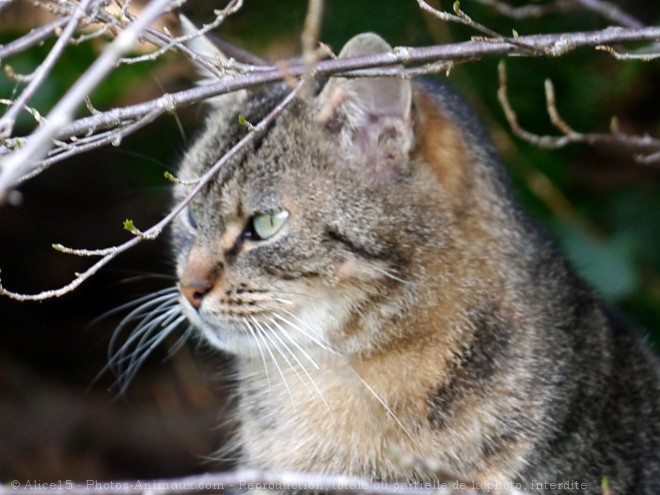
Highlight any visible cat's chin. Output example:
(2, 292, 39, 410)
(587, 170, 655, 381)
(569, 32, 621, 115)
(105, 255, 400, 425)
(178, 303, 252, 356)
(196, 322, 258, 356)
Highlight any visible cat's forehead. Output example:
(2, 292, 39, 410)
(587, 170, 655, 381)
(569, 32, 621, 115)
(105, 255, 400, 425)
(183, 92, 325, 215)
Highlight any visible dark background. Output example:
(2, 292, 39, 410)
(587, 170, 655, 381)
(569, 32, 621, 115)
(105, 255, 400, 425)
(1, 0, 659, 481)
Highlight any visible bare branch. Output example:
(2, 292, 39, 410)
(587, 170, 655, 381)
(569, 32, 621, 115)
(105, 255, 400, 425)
(0, 9, 658, 299)
(637, 150, 660, 165)
(117, 0, 244, 67)
(45, 25, 660, 143)
(0, 15, 71, 60)
(473, 0, 644, 28)
(0, 83, 302, 301)
(497, 61, 660, 164)
(0, 23, 656, 199)
(417, 0, 534, 51)
(0, 469, 527, 495)
(0, 0, 98, 138)
(596, 44, 660, 60)
(472, 0, 577, 20)
(0, 0, 177, 202)
(301, 0, 325, 97)
(570, 0, 644, 29)
(16, 106, 166, 184)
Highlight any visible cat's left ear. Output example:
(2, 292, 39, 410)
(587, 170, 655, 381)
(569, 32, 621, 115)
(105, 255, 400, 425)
(179, 15, 265, 107)
(316, 33, 413, 183)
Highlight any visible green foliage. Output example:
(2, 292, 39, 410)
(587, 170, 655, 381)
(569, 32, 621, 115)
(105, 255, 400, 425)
(553, 221, 638, 300)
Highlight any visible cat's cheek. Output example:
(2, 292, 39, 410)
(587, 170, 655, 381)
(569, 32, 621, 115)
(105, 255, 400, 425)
(334, 259, 361, 283)
(332, 258, 389, 285)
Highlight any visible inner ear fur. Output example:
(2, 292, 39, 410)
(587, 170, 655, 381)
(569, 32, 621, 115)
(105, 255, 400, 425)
(314, 33, 415, 184)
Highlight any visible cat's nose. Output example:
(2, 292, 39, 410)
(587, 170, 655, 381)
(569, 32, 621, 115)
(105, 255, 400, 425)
(180, 243, 221, 309)
(180, 278, 213, 309)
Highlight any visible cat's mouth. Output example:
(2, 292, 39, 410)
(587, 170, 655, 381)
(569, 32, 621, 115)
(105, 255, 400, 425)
(178, 288, 336, 357)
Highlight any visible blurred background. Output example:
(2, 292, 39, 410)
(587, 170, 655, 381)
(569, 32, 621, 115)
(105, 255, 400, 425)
(0, 0, 659, 482)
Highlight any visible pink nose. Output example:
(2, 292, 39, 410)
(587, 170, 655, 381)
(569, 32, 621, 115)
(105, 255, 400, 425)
(180, 279, 213, 309)
(179, 246, 220, 309)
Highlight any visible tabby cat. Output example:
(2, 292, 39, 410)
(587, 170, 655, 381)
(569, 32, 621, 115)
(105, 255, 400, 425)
(168, 32, 660, 494)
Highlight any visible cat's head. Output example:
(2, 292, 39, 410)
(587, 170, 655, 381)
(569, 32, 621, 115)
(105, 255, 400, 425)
(172, 33, 496, 359)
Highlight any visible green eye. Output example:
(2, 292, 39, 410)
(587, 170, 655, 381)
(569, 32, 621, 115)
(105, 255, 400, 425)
(250, 209, 290, 240)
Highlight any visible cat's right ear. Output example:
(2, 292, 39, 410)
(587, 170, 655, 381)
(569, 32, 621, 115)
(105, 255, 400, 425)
(314, 33, 413, 184)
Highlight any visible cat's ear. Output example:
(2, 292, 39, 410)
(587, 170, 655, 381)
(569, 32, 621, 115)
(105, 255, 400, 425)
(316, 33, 413, 183)
(179, 14, 263, 107)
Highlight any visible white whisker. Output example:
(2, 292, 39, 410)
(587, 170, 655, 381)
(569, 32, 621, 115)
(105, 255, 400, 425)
(371, 265, 414, 285)
(269, 316, 320, 370)
(242, 317, 271, 390)
(354, 373, 413, 440)
(274, 290, 339, 315)
(100, 286, 189, 393)
(95, 287, 179, 324)
(250, 316, 296, 407)
(275, 310, 338, 354)
(270, 315, 333, 415)
(118, 312, 184, 392)
(258, 319, 306, 409)
(110, 304, 180, 366)
(166, 323, 194, 357)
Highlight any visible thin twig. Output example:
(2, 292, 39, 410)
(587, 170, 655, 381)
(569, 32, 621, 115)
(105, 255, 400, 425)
(46, 25, 660, 145)
(596, 44, 660, 60)
(0, 16, 71, 60)
(0, 0, 176, 202)
(472, 0, 576, 19)
(16, 106, 167, 184)
(570, 0, 643, 29)
(473, 0, 643, 28)
(638, 150, 660, 165)
(301, 0, 324, 97)
(0, 83, 302, 301)
(0, 0, 97, 138)
(417, 0, 535, 53)
(0, 468, 527, 495)
(497, 61, 660, 163)
(118, 0, 244, 66)
(2, 24, 657, 192)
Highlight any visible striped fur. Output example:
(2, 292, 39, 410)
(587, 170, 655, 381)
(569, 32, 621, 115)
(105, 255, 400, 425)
(171, 33, 660, 494)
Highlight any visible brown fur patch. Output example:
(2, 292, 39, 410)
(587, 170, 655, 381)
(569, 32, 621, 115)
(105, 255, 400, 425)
(412, 87, 471, 200)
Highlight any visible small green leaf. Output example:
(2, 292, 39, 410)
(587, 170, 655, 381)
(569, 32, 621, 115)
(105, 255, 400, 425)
(52, 243, 64, 251)
(453, 0, 461, 12)
(601, 476, 610, 495)
(123, 219, 140, 235)
(238, 115, 255, 131)
(164, 171, 177, 183)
